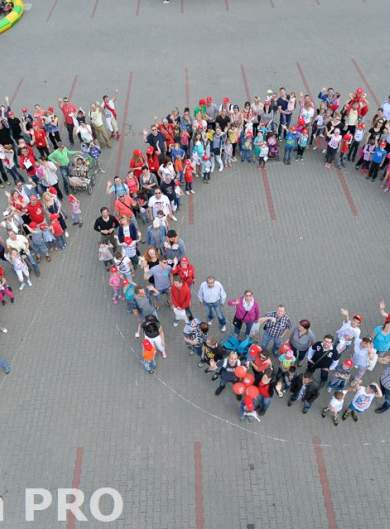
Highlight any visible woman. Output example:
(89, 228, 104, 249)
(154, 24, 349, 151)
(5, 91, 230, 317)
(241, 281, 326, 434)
(139, 167, 158, 198)
(126, 170, 139, 195)
(41, 190, 68, 235)
(117, 216, 138, 244)
(325, 128, 342, 168)
(242, 101, 254, 130)
(254, 369, 282, 415)
(228, 290, 261, 337)
(289, 319, 315, 366)
(373, 317, 390, 356)
(129, 149, 146, 179)
(230, 105, 243, 131)
(36, 156, 63, 199)
(141, 246, 161, 285)
(146, 146, 160, 175)
(367, 119, 385, 143)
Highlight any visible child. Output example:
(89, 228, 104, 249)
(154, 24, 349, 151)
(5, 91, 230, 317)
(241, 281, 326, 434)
(267, 132, 279, 159)
(26, 222, 51, 262)
(348, 122, 365, 162)
(142, 339, 157, 374)
(50, 213, 66, 250)
(184, 318, 209, 356)
(327, 358, 353, 392)
(224, 140, 233, 168)
(201, 154, 212, 183)
(227, 125, 239, 161)
(40, 222, 56, 251)
(239, 395, 261, 423)
(123, 279, 136, 313)
(355, 138, 375, 172)
(89, 138, 105, 173)
(342, 382, 382, 422)
(311, 109, 326, 150)
(0, 266, 14, 305)
(67, 194, 83, 227)
(241, 131, 253, 163)
(321, 390, 347, 426)
(108, 265, 122, 304)
(121, 236, 138, 269)
(338, 131, 353, 167)
(277, 346, 296, 394)
(174, 154, 184, 184)
(382, 156, 390, 192)
(258, 141, 269, 167)
(114, 249, 134, 282)
(9, 249, 32, 290)
(283, 125, 297, 164)
(199, 336, 225, 372)
(98, 241, 114, 270)
(180, 129, 190, 157)
(296, 129, 309, 160)
(184, 159, 195, 195)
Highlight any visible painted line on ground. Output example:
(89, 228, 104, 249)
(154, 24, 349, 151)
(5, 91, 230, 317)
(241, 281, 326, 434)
(46, 0, 58, 21)
(269, 0, 275, 7)
(10, 78, 24, 105)
(260, 167, 277, 221)
(296, 62, 314, 100)
(67, 447, 84, 529)
(335, 168, 358, 217)
(313, 437, 338, 529)
(91, 0, 99, 18)
(224, 0, 229, 11)
(180, 0, 184, 14)
(194, 442, 205, 529)
(135, 0, 141, 16)
(351, 58, 380, 107)
(240, 64, 251, 100)
(68, 75, 78, 100)
(115, 72, 134, 176)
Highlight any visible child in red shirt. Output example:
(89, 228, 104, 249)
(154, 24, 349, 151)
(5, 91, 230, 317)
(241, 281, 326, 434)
(184, 159, 195, 195)
(339, 132, 353, 167)
(50, 213, 66, 250)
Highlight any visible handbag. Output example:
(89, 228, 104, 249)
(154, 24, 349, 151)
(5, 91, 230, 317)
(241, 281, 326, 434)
(173, 307, 187, 322)
(233, 310, 249, 330)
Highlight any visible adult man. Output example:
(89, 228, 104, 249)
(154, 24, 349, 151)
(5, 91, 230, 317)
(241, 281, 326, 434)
(89, 103, 111, 148)
(171, 276, 192, 327)
(277, 87, 291, 138)
(141, 314, 166, 358)
(48, 142, 78, 195)
(375, 355, 390, 413)
(287, 371, 319, 413)
(261, 305, 292, 355)
(162, 229, 185, 266)
(205, 96, 219, 129)
(6, 230, 40, 276)
(144, 125, 166, 161)
(307, 335, 340, 386)
(133, 285, 157, 339)
(148, 188, 177, 222)
(198, 276, 227, 332)
(93, 207, 119, 249)
(102, 92, 119, 140)
(146, 257, 172, 308)
(58, 96, 78, 145)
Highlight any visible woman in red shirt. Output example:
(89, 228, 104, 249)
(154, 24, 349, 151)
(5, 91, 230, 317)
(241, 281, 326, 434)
(146, 146, 160, 175)
(18, 147, 38, 184)
(129, 149, 146, 179)
(126, 171, 140, 195)
(256, 369, 281, 415)
(172, 256, 195, 288)
(31, 122, 50, 158)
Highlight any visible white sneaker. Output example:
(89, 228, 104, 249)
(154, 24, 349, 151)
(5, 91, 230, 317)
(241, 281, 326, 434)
(185, 191, 190, 195)
(218, 167, 224, 172)
(19, 283, 25, 291)
(173, 321, 179, 327)
(190, 190, 196, 194)
(171, 215, 178, 222)
(208, 321, 213, 326)
(27, 279, 32, 287)
(1, 327, 8, 334)
(221, 325, 226, 332)
(65, 231, 69, 238)
(100, 169, 106, 173)
(245, 411, 261, 423)
(135, 331, 140, 339)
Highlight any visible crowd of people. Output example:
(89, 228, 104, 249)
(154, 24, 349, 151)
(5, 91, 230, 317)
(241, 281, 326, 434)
(91, 86, 390, 427)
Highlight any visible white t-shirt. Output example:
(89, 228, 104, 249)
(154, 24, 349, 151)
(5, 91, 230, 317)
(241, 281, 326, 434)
(148, 194, 171, 217)
(328, 134, 342, 149)
(351, 387, 375, 412)
(329, 396, 344, 413)
(336, 321, 361, 343)
(300, 107, 314, 124)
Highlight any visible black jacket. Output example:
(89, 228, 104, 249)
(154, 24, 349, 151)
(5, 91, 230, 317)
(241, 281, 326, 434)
(290, 373, 319, 403)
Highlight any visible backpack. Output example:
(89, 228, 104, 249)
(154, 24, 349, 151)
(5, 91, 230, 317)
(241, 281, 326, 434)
(125, 284, 135, 302)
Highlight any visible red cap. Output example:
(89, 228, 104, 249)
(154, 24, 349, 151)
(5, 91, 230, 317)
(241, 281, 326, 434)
(124, 236, 133, 245)
(0, 267, 4, 277)
(181, 256, 189, 264)
(8, 111, 14, 117)
(202, 154, 209, 160)
(47, 106, 54, 113)
(199, 98, 206, 106)
(67, 194, 76, 203)
(143, 339, 154, 350)
(385, 315, 390, 325)
(380, 141, 386, 148)
(49, 213, 58, 220)
(133, 149, 142, 157)
(21, 107, 28, 112)
(223, 97, 230, 104)
(122, 278, 129, 286)
(343, 358, 353, 369)
(146, 146, 154, 155)
(356, 87, 364, 95)
(48, 186, 57, 195)
(206, 96, 213, 105)
(357, 122, 366, 129)
(110, 266, 118, 273)
(298, 117, 305, 126)
(29, 221, 37, 229)
(352, 314, 363, 323)
(302, 128, 308, 134)
(279, 343, 292, 354)
(30, 194, 38, 201)
(248, 344, 262, 358)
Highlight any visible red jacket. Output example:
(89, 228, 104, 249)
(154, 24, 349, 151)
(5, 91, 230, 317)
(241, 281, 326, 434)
(171, 282, 191, 309)
(173, 263, 195, 286)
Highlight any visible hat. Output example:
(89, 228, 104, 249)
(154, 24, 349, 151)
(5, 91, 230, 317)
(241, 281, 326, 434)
(279, 343, 292, 354)
(202, 154, 209, 160)
(122, 278, 129, 286)
(21, 107, 28, 113)
(185, 159, 192, 166)
(0, 267, 4, 277)
(302, 128, 308, 134)
(133, 149, 142, 157)
(29, 221, 37, 229)
(343, 358, 353, 369)
(146, 146, 154, 155)
(352, 314, 363, 323)
(8, 111, 14, 117)
(357, 122, 366, 129)
(248, 344, 262, 358)
(380, 141, 386, 147)
(30, 194, 38, 201)
(298, 117, 305, 126)
(266, 89, 273, 95)
(67, 194, 77, 203)
(124, 236, 133, 245)
(284, 351, 295, 360)
(385, 315, 390, 325)
(223, 97, 230, 104)
(199, 98, 206, 106)
(181, 256, 189, 264)
(47, 106, 54, 113)
(50, 213, 58, 220)
(206, 96, 213, 104)
(356, 87, 364, 96)
(48, 186, 58, 195)
(110, 266, 118, 273)
(143, 339, 154, 351)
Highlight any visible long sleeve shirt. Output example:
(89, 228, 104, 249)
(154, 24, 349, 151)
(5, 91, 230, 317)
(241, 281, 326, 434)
(198, 281, 227, 305)
(48, 148, 78, 167)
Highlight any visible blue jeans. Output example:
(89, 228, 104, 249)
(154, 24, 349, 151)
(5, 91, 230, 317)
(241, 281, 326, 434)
(0, 356, 11, 374)
(203, 302, 226, 328)
(55, 235, 66, 249)
(379, 382, 390, 411)
(261, 332, 281, 355)
(7, 166, 25, 184)
(25, 253, 40, 275)
(241, 149, 253, 162)
(256, 394, 272, 413)
(289, 394, 312, 412)
(59, 165, 70, 194)
(144, 359, 157, 373)
(283, 146, 293, 163)
(32, 240, 49, 257)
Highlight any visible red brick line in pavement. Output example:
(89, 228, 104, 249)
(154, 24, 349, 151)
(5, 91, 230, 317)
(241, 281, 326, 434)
(269, 0, 275, 7)
(115, 72, 134, 176)
(46, 0, 59, 22)
(68, 75, 78, 100)
(240, 64, 251, 100)
(135, 0, 141, 16)
(260, 167, 277, 221)
(180, 0, 184, 14)
(10, 78, 24, 105)
(194, 442, 205, 529)
(91, 0, 99, 18)
(297, 62, 358, 217)
(351, 58, 380, 107)
(66, 447, 84, 529)
(313, 438, 339, 529)
(224, 0, 229, 11)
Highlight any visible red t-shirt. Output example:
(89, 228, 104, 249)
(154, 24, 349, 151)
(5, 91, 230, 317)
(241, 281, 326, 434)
(129, 157, 145, 179)
(340, 133, 352, 154)
(51, 219, 64, 237)
(172, 263, 195, 286)
(147, 154, 160, 174)
(61, 102, 77, 125)
(27, 202, 45, 223)
(33, 128, 47, 148)
(253, 355, 272, 372)
(258, 381, 271, 398)
(184, 167, 193, 183)
(171, 282, 191, 309)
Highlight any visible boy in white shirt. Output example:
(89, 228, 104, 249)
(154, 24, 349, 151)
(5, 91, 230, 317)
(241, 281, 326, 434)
(348, 123, 365, 162)
(321, 390, 347, 426)
(335, 308, 362, 353)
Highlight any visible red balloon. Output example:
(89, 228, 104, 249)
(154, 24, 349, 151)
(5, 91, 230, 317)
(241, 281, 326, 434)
(245, 385, 260, 399)
(232, 382, 245, 395)
(234, 366, 247, 379)
(243, 396, 255, 411)
(243, 373, 255, 386)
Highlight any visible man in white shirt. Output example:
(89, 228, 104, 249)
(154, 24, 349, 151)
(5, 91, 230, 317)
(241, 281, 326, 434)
(102, 92, 119, 139)
(90, 103, 111, 148)
(148, 189, 177, 222)
(198, 276, 227, 331)
(335, 308, 362, 353)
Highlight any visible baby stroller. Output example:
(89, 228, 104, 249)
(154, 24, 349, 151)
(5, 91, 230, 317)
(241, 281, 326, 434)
(69, 154, 93, 195)
(220, 334, 254, 363)
(267, 133, 280, 160)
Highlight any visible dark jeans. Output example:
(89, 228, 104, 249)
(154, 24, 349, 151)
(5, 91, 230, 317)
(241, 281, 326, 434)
(307, 364, 329, 384)
(325, 146, 337, 164)
(66, 123, 75, 145)
(348, 140, 360, 161)
(379, 382, 390, 411)
(289, 394, 312, 412)
(49, 131, 62, 149)
(59, 165, 70, 194)
(283, 146, 293, 163)
(290, 345, 308, 364)
(7, 166, 25, 183)
(368, 161, 380, 180)
(0, 160, 9, 184)
(37, 146, 50, 158)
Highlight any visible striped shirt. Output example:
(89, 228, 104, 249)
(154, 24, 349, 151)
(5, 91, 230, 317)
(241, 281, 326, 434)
(264, 311, 292, 338)
(380, 366, 390, 390)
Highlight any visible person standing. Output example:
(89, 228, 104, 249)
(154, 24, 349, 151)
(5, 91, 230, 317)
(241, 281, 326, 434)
(58, 96, 78, 145)
(102, 92, 120, 140)
(228, 290, 261, 337)
(89, 103, 112, 148)
(141, 314, 166, 358)
(289, 319, 315, 366)
(287, 371, 319, 414)
(197, 276, 227, 332)
(261, 305, 292, 355)
(373, 315, 390, 356)
(93, 207, 119, 249)
(374, 354, 390, 414)
(306, 335, 340, 386)
(48, 142, 78, 195)
(171, 276, 192, 327)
